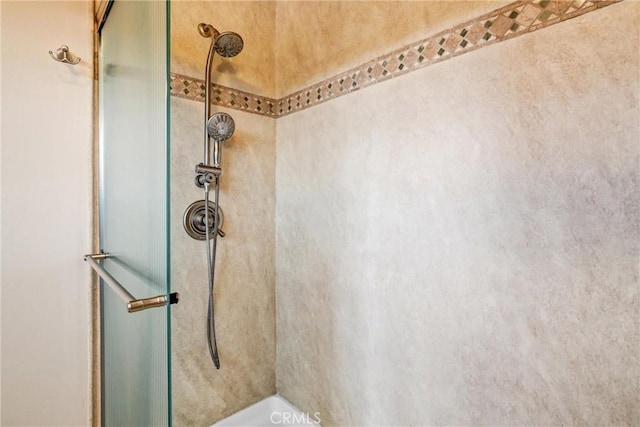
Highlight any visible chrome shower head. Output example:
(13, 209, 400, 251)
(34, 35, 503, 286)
(207, 112, 235, 142)
(214, 32, 243, 58)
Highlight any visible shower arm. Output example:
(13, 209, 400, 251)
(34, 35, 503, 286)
(203, 26, 222, 168)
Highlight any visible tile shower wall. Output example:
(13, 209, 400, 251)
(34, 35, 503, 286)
(274, 0, 622, 117)
(170, 99, 276, 426)
(170, 3, 276, 425)
(171, 1, 622, 118)
(276, 2, 639, 425)
(169, 1, 638, 425)
(171, 1, 276, 97)
(274, 0, 509, 97)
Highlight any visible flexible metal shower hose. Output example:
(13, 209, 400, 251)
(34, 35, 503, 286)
(204, 181, 221, 369)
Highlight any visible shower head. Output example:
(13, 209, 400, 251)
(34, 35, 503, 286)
(197, 24, 244, 58)
(214, 32, 243, 57)
(207, 112, 235, 142)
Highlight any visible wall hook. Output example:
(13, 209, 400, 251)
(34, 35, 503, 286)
(49, 45, 81, 65)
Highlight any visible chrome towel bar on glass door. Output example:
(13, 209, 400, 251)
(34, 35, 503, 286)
(84, 253, 179, 313)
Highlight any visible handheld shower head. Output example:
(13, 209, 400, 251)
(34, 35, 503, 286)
(214, 32, 243, 57)
(207, 112, 235, 142)
(193, 22, 243, 370)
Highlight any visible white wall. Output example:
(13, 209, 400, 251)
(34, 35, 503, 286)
(1, 2, 93, 425)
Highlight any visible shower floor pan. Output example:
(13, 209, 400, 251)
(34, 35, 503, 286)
(211, 395, 320, 427)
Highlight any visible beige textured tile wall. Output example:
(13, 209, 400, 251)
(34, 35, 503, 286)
(172, 1, 276, 97)
(170, 97, 276, 425)
(275, 0, 509, 97)
(172, 1, 511, 100)
(276, 2, 639, 425)
(171, 3, 277, 425)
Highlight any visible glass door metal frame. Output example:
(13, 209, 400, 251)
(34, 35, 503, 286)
(96, 1, 172, 424)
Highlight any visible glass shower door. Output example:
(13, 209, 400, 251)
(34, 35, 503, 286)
(99, 1, 171, 425)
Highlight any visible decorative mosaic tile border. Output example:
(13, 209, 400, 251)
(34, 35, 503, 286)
(170, 0, 622, 118)
(170, 73, 278, 117)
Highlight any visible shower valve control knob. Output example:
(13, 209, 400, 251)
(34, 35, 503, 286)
(183, 200, 225, 240)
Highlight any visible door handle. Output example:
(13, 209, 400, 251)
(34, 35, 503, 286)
(84, 253, 179, 313)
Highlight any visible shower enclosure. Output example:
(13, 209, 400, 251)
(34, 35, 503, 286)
(92, 1, 276, 425)
(94, 1, 172, 425)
